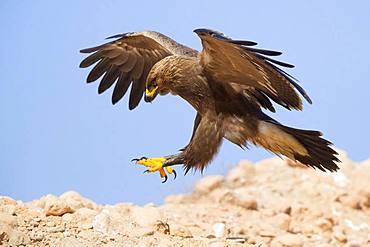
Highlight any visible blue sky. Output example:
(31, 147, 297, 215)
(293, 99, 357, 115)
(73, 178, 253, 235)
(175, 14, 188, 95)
(1, 1, 369, 205)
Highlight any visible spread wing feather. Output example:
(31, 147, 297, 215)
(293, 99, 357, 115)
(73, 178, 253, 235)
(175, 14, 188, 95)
(197, 33, 311, 111)
(80, 34, 172, 110)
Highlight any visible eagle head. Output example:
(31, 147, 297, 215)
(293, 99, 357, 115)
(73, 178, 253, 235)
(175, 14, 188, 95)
(145, 56, 183, 102)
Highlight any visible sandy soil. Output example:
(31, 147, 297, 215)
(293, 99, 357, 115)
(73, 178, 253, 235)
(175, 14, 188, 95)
(0, 149, 369, 247)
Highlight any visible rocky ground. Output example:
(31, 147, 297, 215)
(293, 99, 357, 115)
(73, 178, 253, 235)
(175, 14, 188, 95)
(1, 150, 369, 247)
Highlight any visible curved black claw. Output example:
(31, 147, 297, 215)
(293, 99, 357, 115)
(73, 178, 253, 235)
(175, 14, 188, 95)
(131, 156, 148, 162)
(143, 169, 149, 174)
(162, 175, 168, 183)
(172, 170, 177, 180)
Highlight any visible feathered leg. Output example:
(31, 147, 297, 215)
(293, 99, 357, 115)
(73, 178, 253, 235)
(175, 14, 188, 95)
(133, 113, 224, 182)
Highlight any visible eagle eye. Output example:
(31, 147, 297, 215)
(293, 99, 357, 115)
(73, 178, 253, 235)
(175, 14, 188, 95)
(147, 78, 157, 90)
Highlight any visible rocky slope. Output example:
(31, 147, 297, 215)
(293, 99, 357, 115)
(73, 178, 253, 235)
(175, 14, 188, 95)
(0, 150, 369, 247)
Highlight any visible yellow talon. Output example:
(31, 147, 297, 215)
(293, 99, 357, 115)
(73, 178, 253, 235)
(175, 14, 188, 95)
(133, 156, 177, 183)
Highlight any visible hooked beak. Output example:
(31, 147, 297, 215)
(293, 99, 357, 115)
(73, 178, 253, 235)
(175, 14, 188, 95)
(144, 86, 158, 102)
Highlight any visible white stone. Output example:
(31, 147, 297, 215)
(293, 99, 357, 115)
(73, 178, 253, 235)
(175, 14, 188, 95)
(212, 223, 225, 238)
(92, 209, 111, 234)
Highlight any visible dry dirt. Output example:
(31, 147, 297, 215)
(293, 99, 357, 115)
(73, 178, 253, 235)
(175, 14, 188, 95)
(1, 150, 369, 247)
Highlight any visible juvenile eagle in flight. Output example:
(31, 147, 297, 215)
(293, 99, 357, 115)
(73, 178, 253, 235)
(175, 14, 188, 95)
(80, 29, 340, 182)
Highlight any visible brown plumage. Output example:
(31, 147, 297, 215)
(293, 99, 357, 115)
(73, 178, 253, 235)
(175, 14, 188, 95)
(80, 29, 340, 175)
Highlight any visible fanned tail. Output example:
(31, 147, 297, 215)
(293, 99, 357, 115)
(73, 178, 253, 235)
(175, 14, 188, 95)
(256, 120, 340, 172)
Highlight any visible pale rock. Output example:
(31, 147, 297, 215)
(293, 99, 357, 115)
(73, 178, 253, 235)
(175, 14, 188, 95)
(216, 190, 235, 204)
(48, 225, 65, 233)
(233, 190, 258, 210)
(34, 194, 58, 209)
(344, 240, 363, 247)
(259, 230, 277, 238)
(343, 219, 367, 231)
(359, 188, 370, 208)
(29, 231, 44, 241)
(333, 226, 347, 243)
(331, 172, 349, 188)
(0, 196, 17, 206)
(261, 208, 275, 217)
(255, 157, 285, 172)
(248, 235, 270, 245)
(217, 190, 257, 210)
(165, 194, 192, 204)
(315, 218, 333, 231)
(44, 195, 75, 216)
(270, 213, 291, 231)
(272, 233, 303, 247)
(75, 207, 97, 229)
(209, 240, 226, 247)
(30, 217, 42, 227)
(136, 243, 150, 247)
(226, 160, 255, 185)
(331, 207, 342, 217)
(194, 175, 224, 194)
(360, 158, 370, 168)
(0, 212, 17, 227)
(171, 224, 192, 238)
(212, 223, 225, 238)
(60, 191, 97, 211)
(132, 205, 162, 227)
(134, 227, 154, 237)
(0, 205, 16, 215)
(337, 194, 362, 209)
(237, 196, 258, 210)
(333, 231, 347, 243)
(335, 149, 356, 171)
(61, 213, 74, 222)
(60, 237, 85, 247)
(290, 203, 308, 217)
(92, 209, 111, 234)
(290, 224, 305, 234)
(80, 222, 93, 230)
(92, 207, 126, 235)
(46, 221, 56, 227)
(157, 238, 175, 246)
(270, 241, 283, 247)
(187, 225, 203, 238)
(300, 180, 321, 197)
(8, 230, 31, 246)
(275, 201, 292, 215)
(226, 237, 246, 244)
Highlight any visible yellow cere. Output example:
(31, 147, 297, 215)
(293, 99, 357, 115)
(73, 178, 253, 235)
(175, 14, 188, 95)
(145, 86, 158, 97)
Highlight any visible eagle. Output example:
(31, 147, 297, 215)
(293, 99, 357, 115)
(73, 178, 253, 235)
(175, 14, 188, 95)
(80, 29, 340, 182)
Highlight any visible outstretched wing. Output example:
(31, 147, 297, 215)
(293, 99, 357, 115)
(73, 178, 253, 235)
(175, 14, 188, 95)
(195, 30, 311, 111)
(80, 33, 172, 110)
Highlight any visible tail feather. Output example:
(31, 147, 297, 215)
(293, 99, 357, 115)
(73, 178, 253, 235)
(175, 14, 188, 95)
(279, 125, 340, 172)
